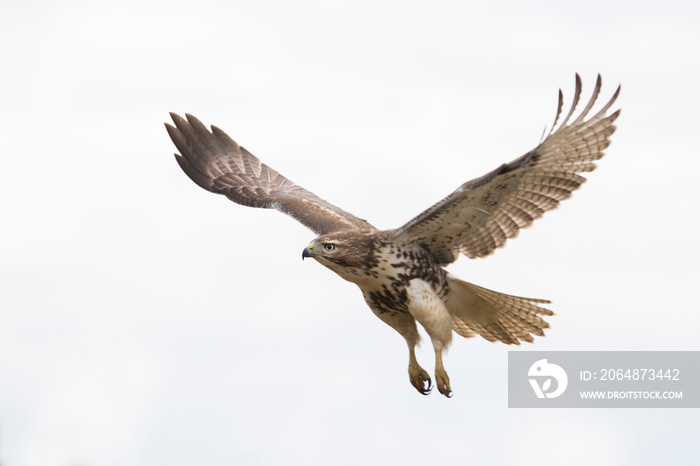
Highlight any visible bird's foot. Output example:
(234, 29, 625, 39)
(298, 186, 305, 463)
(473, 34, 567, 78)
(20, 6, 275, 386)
(409, 364, 432, 395)
(436, 368, 452, 398)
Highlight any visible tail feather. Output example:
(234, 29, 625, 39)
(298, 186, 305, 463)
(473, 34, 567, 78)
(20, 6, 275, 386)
(445, 274, 553, 345)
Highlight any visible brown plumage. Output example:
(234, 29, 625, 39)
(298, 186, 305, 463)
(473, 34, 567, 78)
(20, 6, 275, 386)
(166, 75, 620, 397)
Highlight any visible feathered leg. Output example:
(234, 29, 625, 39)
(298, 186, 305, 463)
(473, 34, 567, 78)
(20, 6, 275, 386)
(364, 299, 432, 395)
(407, 279, 454, 397)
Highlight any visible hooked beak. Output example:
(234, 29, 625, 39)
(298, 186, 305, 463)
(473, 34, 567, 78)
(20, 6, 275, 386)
(302, 245, 314, 260)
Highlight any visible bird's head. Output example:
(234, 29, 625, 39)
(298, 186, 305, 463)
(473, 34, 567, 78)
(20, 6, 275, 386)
(302, 231, 375, 281)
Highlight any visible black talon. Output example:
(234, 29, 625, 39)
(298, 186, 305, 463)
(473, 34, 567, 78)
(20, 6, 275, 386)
(437, 382, 452, 398)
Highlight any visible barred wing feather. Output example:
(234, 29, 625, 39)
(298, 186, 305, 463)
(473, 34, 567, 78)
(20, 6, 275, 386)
(166, 113, 374, 235)
(392, 74, 620, 263)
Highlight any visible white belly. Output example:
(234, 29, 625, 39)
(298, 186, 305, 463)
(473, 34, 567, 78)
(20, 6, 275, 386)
(406, 279, 453, 350)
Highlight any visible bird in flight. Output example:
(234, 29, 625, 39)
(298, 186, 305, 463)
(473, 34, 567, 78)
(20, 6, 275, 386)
(166, 75, 620, 397)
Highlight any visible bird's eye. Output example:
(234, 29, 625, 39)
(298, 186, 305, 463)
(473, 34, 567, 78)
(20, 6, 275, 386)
(324, 243, 336, 252)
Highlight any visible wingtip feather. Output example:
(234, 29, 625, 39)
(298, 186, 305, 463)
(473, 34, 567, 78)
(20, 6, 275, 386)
(169, 112, 186, 126)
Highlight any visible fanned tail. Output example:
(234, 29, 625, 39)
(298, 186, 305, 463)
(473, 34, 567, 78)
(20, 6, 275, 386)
(444, 274, 553, 345)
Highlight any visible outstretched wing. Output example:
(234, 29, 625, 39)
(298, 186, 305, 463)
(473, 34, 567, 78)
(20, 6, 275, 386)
(166, 113, 374, 235)
(392, 74, 620, 264)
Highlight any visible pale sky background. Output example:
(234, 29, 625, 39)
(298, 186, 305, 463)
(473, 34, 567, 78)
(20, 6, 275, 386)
(1, 0, 699, 465)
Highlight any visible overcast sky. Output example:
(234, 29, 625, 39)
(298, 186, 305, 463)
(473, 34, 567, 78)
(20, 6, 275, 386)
(1, 0, 699, 465)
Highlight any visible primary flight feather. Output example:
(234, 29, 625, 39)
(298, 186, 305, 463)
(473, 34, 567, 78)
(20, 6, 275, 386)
(166, 74, 620, 397)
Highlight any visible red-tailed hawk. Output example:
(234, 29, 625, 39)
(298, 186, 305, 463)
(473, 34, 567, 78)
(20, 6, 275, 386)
(166, 75, 620, 397)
